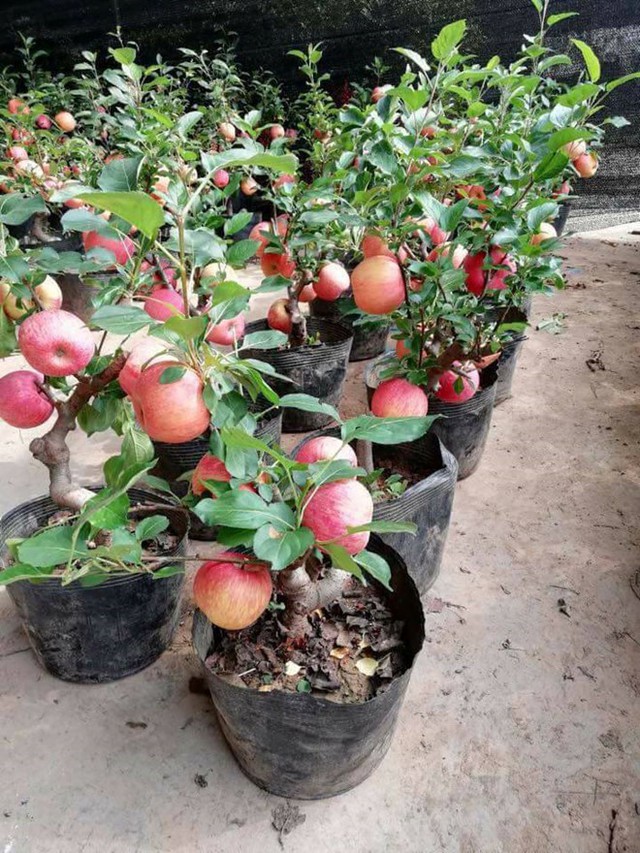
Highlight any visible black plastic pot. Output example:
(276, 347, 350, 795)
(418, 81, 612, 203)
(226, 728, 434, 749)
(192, 536, 424, 799)
(293, 429, 457, 594)
(553, 202, 570, 236)
(242, 318, 353, 432)
(56, 273, 96, 323)
(309, 296, 390, 362)
(487, 306, 529, 407)
(365, 356, 497, 480)
(0, 488, 188, 683)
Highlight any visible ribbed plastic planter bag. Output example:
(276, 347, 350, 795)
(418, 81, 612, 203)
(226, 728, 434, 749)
(242, 318, 353, 432)
(293, 429, 457, 594)
(192, 536, 424, 799)
(365, 356, 497, 480)
(486, 307, 528, 406)
(0, 488, 188, 683)
(309, 296, 390, 362)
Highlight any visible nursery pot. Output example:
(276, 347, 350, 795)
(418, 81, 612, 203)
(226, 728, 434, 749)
(484, 307, 529, 407)
(309, 296, 390, 362)
(242, 318, 353, 432)
(294, 430, 457, 594)
(0, 488, 189, 684)
(553, 202, 570, 236)
(192, 536, 424, 799)
(365, 355, 498, 480)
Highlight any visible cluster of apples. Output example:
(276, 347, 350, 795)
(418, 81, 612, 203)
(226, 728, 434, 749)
(0, 307, 94, 428)
(193, 435, 373, 631)
(563, 139, 598, 179)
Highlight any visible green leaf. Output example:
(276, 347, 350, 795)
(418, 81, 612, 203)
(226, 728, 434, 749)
(0, 310, 17, 357)
(216, 527, 255, 547)
(97, 156, 143, 192)
(176, 110, 203, 137)
(278, 394, 341, 423)
(77, 192, 163, 240)
(321, 543, 364, 580)
(354, 550, 392, 590)
(296, 678, 312, 693)
(224, 211, 253, 237)
(162, 314, 208, 342)
(571, 39, 601, 83)
(527, 202, 559, 231)
(0, 253, 29, 284)
(0, 564, 54, 585)
(533, 151, 570, 181)
(84, 491, 129, 530)
(0, 193, 47, 226)
(110, 46, 136, 65)
(226, 239, 260, 267)
(201, 149, 297, 176)
(17, 526, 82, 568)
(253, 524, 314, 572)
(342, 415, 435, 445)
(431, 19, 467, 62)
(91, 304, 151, 334)
(392, 47, 431, 75)
(135, 514, 170, 542)
(122, 426, 155, 466)
(557, 82, 600, 107)
(606, 72, 640, 93)
(194, 491, 295, 531)
(547, 12, 579, 26)
(159, 365, 187, 385)
(241, 330, 288, 350)
(347, 520, 417, 535)
(152, 564, 184, 579)
(307, 460, 366, 488)
(547, 127, 592, 151)
(367, 140, 397, 175)
(77, 397, 122, 436)
(298, 209, 339, 226)
(387, 86, 428, 112)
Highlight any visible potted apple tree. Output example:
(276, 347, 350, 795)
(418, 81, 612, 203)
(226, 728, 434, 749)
(190, 411, 433, 797)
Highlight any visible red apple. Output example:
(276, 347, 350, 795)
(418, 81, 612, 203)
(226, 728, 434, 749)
(35, 114, 52, 130)
(531, 222, 558, 246)
(315, 262, 350, 301)
(8, 146, 28, 162)
(267, 298, 292, 333)
(18, 309, 95, 377)
(273, 173, 296, 190)
(191, 454, 231, 496)
(261, 250, 295, 279)
(270, 124, 285, 139)
(206, 314, 246, 346)
(1, 275, 62, 319)
(218, 122, 236, 142)
(371, 86, 390, 104)
(0, 370, 54, 428)
(418, 216, 449, 246)
(573, 152, 599, 178)
(298, 284, 316, 302)
(240, 176, 258, 196)
(194, 552, 273, 630)
(295, 436, 358, 467)
(371, 377, 429, 417)
(434, 362, 480, 404)
(54, 111, 76, 133)
(8, 98, 29, 115)
(82, 231, 135, 267)
(351, 256, 405, 315)
(132, 363, 210, 442)
(143, 286, 185, 321)
(361, 232, 395, 259)
(213, 169, 230, 189)
(119, 337, 174, 397)
(150, 175, 170, 204)
(302, 479, 373, 555)
(463, 251, 487, 296)
(562, 139, 586, 159)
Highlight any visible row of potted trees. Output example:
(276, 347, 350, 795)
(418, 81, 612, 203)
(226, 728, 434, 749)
(1, 4, 638, 799)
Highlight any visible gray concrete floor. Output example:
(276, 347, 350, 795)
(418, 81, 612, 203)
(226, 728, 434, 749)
(1, 226, 639, 852)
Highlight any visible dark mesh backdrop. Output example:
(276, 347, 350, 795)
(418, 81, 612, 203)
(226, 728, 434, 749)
(2, 0, 639, 229)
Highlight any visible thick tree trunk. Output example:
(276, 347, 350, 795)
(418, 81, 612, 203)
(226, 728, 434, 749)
(278, 562, 349, 635)
(29, 353, 127, 511)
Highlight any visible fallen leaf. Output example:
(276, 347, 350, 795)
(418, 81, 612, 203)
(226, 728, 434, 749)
(356, 657, 379, 677)
(330, 646, 350, 660)
(284, 660, 301, 676)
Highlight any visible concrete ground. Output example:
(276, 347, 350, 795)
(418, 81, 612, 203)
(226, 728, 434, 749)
(1, 224, 639, 853)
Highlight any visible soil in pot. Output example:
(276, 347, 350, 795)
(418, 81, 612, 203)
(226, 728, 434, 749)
(242, 318, 353, 432)
(309, 295, 390, 362)
(365, 355, 498, 480)
(0, 488, 188, 683)
(293, 429, 457, 594)
(193, 536, 424, 799)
